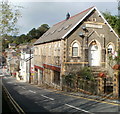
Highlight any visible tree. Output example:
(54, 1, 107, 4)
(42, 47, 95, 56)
(14, 34, 28, 45)
(37, 24, 50, 36)
(0, 0, 22, 51)
(103, 12, 120, 36)
(27, 28, 38, 40)
(0, 1, 21, 37)
(2, 35, 14, 49)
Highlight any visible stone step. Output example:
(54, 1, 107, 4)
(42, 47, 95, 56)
(90, 67, 108, 78)
(91, 68, 106, 72)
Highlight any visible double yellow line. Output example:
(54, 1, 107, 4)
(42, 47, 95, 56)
(45, 88, 120, 106)
(2, 84, 25, 114)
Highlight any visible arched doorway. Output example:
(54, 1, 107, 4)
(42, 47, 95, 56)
(88, 40, 101, 66)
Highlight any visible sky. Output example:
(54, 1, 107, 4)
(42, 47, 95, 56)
(3, 0, 119, 35)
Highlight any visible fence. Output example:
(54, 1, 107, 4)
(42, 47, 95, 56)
(62, 78, 98, 95)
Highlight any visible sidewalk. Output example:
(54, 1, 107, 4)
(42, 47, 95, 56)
(66, 91, 120, 104)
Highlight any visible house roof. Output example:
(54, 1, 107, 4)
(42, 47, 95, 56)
(34, 6, 94, 45)
(34, 6, 119, 45)
(22, 47, 33, 54)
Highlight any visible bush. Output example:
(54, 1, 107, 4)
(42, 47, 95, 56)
(76, 67, 94, 81)
(63, 72, 75, 87)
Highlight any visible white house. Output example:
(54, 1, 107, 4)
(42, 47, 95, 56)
(19, 46, 34, 82)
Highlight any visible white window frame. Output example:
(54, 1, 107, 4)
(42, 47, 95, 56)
(71, 40, 80, 57)
(107, 43, 114, 55)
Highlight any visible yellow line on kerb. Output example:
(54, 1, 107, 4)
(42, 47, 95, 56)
(3, 84, 26, 114)
(46, 89, 120, 106)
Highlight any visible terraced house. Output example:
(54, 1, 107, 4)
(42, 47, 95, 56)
(34, 6, 119, 95)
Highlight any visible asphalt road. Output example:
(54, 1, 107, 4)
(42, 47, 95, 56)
(2, 76, 120, 113)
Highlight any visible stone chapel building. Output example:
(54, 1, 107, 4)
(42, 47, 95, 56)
(34, 6, 119, 95)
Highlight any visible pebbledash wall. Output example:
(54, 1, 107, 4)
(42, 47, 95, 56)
(34, 41, 62, 87)
(34, 6, 119, 95)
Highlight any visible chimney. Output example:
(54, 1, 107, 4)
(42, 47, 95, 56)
(66, 12, 70, 20)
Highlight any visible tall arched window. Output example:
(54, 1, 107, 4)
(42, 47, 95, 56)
(72, 42, 79, 56)
(107, 44, 114, 54)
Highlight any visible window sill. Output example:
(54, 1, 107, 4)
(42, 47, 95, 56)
(71, 56, 81, 58)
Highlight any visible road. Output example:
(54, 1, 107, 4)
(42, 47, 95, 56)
(2, 76, 120, 113)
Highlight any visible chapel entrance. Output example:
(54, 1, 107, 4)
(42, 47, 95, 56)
(89, 41, 101, 66)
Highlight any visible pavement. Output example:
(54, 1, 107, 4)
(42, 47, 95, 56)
(67, 92, 120, 104)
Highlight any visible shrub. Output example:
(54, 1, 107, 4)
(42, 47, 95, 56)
(76, 67, 94, 81)
(63, 72, 75, 86)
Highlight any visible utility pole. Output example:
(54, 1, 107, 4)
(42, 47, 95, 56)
(29, 47, 31, 83)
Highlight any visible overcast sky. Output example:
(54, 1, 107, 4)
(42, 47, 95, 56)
(5, 0, 119, 35)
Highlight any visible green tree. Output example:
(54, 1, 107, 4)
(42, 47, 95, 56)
(14, 34, 28, 45)
(0, 1, 21, 36)
(103, 12, 120, 36)
(37, 24, 50, 36)
(0, 1, 22, 51)
(112, 49, 120, 65)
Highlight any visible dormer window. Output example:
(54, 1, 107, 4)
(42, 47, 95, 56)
(51, 30, 56, 34)
(46, 32, 50, 36)
(58, 27, 64, 32)
(64, 24, 72, 30)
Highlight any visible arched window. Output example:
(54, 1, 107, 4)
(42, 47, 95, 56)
(107, 44, 114, 54)
(72, 42, 79, 56)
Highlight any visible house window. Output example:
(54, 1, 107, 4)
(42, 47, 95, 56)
(64, 24, 72, 30)
(107, 45, 113, 54)
(72, 42, 79, 56)
(51, 30, 56, 34)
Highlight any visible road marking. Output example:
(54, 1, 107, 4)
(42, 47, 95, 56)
(7, 82, 12, 83)
(29, 90, 36, 93)
(22, 87, 26, 89)
(35, 87, 120, 106)
(65, 104, 93, 114)
(41, 94, 54, 101)
(52, 91, 120, 106)
(3, 84, 25, 114)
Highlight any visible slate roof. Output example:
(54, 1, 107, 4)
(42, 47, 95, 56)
(22, 48, 33, 54)
(34, 6, 119, 45)
(34, 6, 94, 45)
